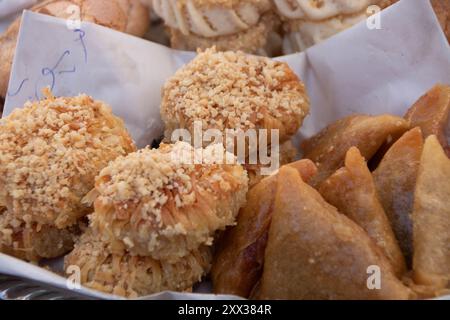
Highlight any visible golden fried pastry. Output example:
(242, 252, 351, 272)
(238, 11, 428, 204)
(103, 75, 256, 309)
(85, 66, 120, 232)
(161, 47, 309, 156)
(88, 142, 248, 262)
(254, 166, 413, 300)
(274, 0, 398, 54)
(212, 159, 317, 298)
(0, 210, 79, 262)
(301, 114, 409, 186)
(432, 0, 450, 42)
(152, 0, 278, 54)
(0, 0, 150, 98)
(373, 127, 424, 266)
(64, 230, 211, 298)
(412, 135, 450, 289)
(244, 140, 298, 188)
(319, 147, 406, 276)
(404, 84, 450, 157)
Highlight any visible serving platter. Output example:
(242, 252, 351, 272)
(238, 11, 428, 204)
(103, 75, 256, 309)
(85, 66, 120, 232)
(0, 274, 92, 300)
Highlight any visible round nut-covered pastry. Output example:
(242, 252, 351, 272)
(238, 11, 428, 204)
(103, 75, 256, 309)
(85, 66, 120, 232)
(64, 230, 212, 298)
(161, 47, 310, 145)
(0, 0, 150, 98)
(0, 89, 136, 231)
(274, 0, 397, 53)
(87, 141, 248, 262)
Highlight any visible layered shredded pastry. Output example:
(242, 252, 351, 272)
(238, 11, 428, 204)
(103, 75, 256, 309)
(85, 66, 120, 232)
(161, 47, 310, 143)
(0, 89, 135, 261)
(64, 231, 212, 298)
(152, 0, 272, 37)
(0, 0, 150, 98)
(86, 141, 248, 262)
(274, 0, 397, 53)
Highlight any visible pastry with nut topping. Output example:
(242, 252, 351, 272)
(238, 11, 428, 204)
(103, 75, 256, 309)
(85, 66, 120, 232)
(86, 141, 248, 262)
(0, 89, 135, 261)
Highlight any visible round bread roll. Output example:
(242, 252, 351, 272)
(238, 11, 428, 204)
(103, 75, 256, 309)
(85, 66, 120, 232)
(0, 0, 150, 98)
(87, 142, 248, 262)
(274, 0, 398, 54)
(161, 47, 310, 145)
(0, 89, 135, 232)
(64, 230, 211, 298)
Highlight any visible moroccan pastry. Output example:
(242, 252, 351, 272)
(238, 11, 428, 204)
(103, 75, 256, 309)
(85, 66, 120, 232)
(319, 147, 406, 276)
(372, 127, 424, 267)
(86, 141, 248, 262)
(404, 84, 450, 156)
(301, 114, 409, 187)
(274, 0, 398, 54)
(64, 230, 211, 298)
(0, 89, 135, 261)
(161, 48, 309, 180)
(212, 159, 318, 298)
(412, 135, 450, 289)
(254, 165, 413, 300)
(152, 0, 279, 55)
(0, 0, 150, 98)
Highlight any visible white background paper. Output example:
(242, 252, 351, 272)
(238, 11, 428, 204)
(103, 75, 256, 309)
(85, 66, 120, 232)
(1, 0, 450, 299)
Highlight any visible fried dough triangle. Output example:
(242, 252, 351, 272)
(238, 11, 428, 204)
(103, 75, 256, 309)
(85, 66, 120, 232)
(373, 127, 424, 266)
(255, 166, 412, 300)
(301, 114, 409, 186)
(413, 135, 450, 288)
(211, 160, 317, 298)
(319, 147, 406, 276)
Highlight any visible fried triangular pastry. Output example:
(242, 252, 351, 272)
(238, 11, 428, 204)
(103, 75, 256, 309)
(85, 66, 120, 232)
(319, 147, 406, 276)
(413, 135, 450, 288)
(373, 127, 424, 266)
(255, 166, 412, 300)
(211, 160, 317, 298)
